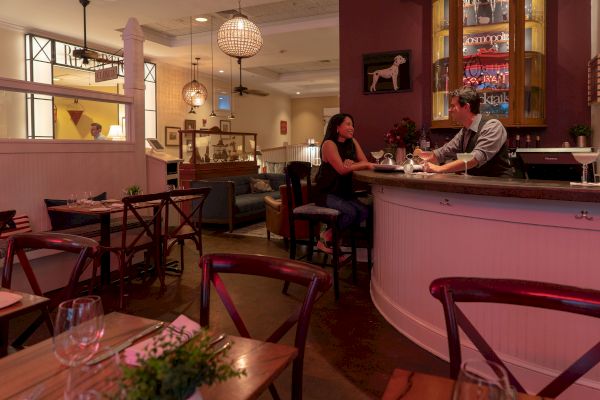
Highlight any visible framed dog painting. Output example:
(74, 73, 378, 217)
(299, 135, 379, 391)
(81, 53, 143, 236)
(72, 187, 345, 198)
(363, 50, 411, 94)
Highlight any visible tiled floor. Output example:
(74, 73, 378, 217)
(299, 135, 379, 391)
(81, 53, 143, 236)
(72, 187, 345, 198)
(8, 226, 449, 399)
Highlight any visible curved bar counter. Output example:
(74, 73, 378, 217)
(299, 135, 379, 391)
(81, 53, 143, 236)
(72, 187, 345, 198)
(354, 171, 600, 399)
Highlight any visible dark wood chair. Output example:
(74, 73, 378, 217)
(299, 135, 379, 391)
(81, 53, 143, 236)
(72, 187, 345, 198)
(200, 253, 332, 400)
(164, 187, 211, 273)
(430, 277, 600, 398)
(1, 232, 101, 350)
(103, 192, 168, 309)
(285, 161, 371, 299)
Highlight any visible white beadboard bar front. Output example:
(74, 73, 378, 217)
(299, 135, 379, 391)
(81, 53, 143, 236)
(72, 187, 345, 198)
(354, 171, 600, 400)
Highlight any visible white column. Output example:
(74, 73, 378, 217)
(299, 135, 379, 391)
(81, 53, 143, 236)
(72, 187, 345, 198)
(123, 18, 147, 190)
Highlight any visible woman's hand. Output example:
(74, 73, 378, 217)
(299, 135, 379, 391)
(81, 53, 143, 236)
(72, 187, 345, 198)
(343, 159, 355, 168)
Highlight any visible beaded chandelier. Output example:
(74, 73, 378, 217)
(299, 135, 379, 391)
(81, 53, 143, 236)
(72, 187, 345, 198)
(182, 18, 208, 113)
(217, 1, 263, 59)
(182, 61, 208, 112)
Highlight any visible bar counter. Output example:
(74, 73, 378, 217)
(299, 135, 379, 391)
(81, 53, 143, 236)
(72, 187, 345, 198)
(354, 170, 600, 400)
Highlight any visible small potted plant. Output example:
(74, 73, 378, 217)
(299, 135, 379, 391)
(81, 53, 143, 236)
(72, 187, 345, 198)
(124, 184, 143, 196)
(569, 124, 592, 148)
(118, 327, 244, 400)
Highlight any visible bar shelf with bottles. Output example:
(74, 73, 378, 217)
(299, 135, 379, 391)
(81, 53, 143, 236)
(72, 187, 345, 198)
(431, 0, 546, 128)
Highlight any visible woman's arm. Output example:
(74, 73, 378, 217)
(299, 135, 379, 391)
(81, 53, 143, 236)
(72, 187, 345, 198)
(321, 140, 374, 175)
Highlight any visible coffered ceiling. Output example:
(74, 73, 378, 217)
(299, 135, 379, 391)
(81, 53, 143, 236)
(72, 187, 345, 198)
(0, 0, 339, 97)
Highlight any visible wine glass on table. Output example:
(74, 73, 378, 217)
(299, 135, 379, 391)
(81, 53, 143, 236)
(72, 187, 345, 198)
(456, 153, 475, 176)
(370, 150, 385, 164)
(53, 297, 103, 367)
(452, 359, 514, 400)
(572, 148, 600, 185)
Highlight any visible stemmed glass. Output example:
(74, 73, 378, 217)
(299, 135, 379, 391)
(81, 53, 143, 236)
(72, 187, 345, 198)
(452, 359, 514, 400)
(371, 150, 385, 164)
(53, 296, 104, 367)
(572, 148, 599, 185)
(457, 153, 475, 176)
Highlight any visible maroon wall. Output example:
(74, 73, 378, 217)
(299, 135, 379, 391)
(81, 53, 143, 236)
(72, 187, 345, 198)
(340, 0, 590, 152)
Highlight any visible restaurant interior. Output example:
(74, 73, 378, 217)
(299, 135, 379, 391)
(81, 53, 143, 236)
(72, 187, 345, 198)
(1, 1, 600, 399)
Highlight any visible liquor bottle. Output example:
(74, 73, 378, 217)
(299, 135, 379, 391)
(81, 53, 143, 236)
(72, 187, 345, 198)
(515, 134, 521, 148)
(535, 135, 541, 148)
(419, 128, 430, 151)
(525, 134, 531, 148)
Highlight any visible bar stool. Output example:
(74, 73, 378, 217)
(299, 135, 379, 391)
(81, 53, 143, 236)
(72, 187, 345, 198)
(284, 161, 351, 299)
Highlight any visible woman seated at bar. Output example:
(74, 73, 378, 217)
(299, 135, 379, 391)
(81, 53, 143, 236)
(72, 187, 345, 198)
(414, 86, 514, 177)
(315, 113, 374, 253)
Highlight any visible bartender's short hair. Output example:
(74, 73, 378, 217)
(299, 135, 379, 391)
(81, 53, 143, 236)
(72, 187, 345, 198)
(91, 122, 102, 131)
(450, 86, 480, 114)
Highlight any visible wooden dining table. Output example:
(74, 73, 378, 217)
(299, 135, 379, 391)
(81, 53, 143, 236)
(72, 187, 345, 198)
(48, 195, 200, 285)
(0, 289, 50, 357)
(0, 312, 297, 400)
(382, 368, 552, 400)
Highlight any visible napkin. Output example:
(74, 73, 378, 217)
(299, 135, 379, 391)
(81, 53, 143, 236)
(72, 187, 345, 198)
(89, 207, 111, 212)
(123, 315, 200, 365)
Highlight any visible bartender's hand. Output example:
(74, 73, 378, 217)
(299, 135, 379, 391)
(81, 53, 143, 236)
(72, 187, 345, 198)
(414, 148, 436, 162)
(423, 162, 443, 173)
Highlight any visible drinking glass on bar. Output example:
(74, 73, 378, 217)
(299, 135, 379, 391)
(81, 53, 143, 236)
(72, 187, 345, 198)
(452, 359, 514, 400)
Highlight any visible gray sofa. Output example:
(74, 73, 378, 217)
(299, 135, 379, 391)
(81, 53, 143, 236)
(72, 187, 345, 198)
(191, 173, 285, 232)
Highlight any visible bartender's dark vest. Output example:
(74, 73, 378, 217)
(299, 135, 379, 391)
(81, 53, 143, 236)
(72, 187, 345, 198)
(462, 117, 513, 178)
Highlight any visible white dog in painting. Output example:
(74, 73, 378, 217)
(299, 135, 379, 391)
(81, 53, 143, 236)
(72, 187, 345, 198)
(369, 54, 407, 92)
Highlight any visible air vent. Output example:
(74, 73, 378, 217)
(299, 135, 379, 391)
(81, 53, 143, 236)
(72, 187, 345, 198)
(216, 9, 239, 18)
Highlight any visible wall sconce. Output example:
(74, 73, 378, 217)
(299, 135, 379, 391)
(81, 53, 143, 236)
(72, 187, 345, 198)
(107, 124, 125, 141)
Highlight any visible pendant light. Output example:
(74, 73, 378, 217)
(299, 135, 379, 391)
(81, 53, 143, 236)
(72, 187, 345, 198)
(209, 16, 217, 118)
(228, 57, 235, 119)
(182, 17, 208, 113)
(218, 0, 262, 100)
(217, 0, 263, 59)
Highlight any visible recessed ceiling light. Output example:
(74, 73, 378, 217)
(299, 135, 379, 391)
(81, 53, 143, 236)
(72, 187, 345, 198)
(218, 70, 224, 73)
(296, 91, 301, 95)
(195, 17, 208, 22)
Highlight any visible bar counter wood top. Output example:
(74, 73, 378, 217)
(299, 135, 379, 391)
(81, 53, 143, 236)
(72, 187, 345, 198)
(354, 170, 600, 203)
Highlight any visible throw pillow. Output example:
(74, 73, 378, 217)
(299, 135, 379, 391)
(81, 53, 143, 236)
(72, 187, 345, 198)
(250, 178, 273, 193)
(44, 192, 107, 230)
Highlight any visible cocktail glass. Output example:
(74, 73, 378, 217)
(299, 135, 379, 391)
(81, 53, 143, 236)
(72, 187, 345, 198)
(456, 153, 475, 176)
(370, 150, 385, 164)
(572, 149, 600, 184)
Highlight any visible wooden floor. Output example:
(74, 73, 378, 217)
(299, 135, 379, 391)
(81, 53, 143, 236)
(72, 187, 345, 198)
(7, 226, 449, 399)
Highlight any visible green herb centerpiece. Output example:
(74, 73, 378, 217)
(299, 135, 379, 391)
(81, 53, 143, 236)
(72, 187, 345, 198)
(124, 185, 143, 196)
(118, 327, 244, 400)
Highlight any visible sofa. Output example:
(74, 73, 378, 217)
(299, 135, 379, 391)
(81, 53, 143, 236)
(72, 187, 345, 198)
(191, 173, 285, 232)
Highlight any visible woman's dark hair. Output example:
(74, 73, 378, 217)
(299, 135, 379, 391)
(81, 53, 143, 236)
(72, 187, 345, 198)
(321, 113, 354, 150)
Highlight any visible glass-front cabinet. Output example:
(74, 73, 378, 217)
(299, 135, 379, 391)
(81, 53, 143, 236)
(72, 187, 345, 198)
(432, 0, 545, 128)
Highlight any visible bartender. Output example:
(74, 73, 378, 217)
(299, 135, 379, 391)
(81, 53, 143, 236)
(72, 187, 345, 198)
(414, 86, 513, 177)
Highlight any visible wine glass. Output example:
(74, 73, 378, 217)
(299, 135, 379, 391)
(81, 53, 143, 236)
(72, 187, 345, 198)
(452, 359, 514, 400)
(53, 298, 103, 367)
(370, 150, 385, 164)
(572, 149, 599, 184)
(456, 153, 475, 176)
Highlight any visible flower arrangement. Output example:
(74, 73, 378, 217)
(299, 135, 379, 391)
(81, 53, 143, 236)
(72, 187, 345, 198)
(118, 327, 245, 400)
(384, 117, 418, 151)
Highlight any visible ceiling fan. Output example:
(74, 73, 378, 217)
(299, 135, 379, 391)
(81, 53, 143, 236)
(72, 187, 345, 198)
(233, 59, 269, 97)
(72, 0, 121, 65)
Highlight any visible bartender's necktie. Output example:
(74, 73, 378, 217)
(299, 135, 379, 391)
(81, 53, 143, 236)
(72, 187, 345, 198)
(462, 129, 473, 152)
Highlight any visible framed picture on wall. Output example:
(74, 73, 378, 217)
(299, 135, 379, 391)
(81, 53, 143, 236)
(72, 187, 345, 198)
(220, 120, 231, 132)
(363, 50, 411, 94)
(184, 119, 196, 130)
(165, 126, 180, 146)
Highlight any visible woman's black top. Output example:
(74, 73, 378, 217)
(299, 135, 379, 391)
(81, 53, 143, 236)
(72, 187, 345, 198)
(315, 139, 357, 206)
